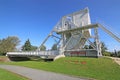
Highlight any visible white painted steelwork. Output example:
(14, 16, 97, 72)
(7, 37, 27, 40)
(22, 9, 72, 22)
(8, 8, 120, 59)
(7, 51, 59, 57)
(6, 8, 97, 59)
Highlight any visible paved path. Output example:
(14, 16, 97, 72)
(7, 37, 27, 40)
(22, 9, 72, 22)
(110, 57, 120, 65)
(0, 65, 90, 80)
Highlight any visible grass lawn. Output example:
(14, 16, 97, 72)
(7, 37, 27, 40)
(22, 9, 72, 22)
(0, 56, 28, 80)
(0, 68, 28, 80)
(1, 57, 120, 80)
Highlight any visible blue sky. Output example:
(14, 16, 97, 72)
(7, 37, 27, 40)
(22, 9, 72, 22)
(0, 0, 120, 51)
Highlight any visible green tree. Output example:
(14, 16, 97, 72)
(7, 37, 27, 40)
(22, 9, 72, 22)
(84, 41, 108, 56)
(51, 44, 57, 50)
(89, 42, 96, 49)
(84, 45, 89, 49)
(0, 36, 20, 55)
(117, 51, 120, 57)
(22, 39, 32, 51)
(89, 45, 94, 49)
(31, 46, 38, 51)
(40, 45, 46, 51)
(101, 42, 107, 55)
(103, 51, 111, 56)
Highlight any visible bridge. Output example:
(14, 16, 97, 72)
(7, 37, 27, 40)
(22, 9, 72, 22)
(7, 50, 65, 61)
(6, 8, 120, 60)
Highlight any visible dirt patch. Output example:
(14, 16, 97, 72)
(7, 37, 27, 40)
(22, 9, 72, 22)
(0, 57, 10, 62)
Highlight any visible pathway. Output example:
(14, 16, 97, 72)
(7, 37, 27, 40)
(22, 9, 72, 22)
(110, 57, 120, 65)
(0, 65, 90, 80)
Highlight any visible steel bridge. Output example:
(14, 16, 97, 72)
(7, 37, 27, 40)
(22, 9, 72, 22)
(6, 8, 120, 60)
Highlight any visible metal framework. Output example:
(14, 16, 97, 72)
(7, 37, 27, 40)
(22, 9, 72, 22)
(6, 7, 120, 60)
(39, 8, 102, 57)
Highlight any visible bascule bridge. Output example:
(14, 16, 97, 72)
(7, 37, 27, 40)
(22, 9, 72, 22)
(7, 8, 120, 60)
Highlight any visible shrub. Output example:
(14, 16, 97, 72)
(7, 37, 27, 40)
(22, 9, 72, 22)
(103, 51, 111, 56)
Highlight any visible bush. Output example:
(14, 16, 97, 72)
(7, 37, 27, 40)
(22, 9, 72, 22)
(103, 51, 111, 56)
(118, 53, 120, 58)
(0, 52, 6, 56)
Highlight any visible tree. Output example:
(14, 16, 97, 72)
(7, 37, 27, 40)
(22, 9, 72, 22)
(89, 45, 94, 49)
(84, 41, 108, 56)
(101, 42, 107, 55)
(84, 45, 89, 49)
(22, 39, 32, 51)
(40, 45, 46, 51)
(22, 39, 38, 51)
(117, 51, 120, 57)
(31, 46, 38, 51)
(103, 51, 111, 56)
(51, 44, 57, 50)
(0, 36, 20, 55)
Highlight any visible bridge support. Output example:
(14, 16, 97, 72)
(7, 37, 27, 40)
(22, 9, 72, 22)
(94, 27, 102, 57)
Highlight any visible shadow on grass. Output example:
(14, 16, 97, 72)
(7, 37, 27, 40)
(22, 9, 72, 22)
(8, 56, 54, 62)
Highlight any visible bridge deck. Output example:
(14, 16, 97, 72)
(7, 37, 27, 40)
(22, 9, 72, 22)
(7, 51, 59, 59)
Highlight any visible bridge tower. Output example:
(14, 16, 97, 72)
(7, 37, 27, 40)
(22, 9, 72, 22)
(40, 8, 102, 57)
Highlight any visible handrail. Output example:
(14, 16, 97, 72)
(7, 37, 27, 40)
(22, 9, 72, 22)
(6, 50, 59, 57)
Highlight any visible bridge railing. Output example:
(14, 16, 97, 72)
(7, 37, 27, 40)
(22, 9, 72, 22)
(6, 50, 60, 57)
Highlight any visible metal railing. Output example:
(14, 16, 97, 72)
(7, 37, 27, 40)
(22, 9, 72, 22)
(6, 50, 59, 57)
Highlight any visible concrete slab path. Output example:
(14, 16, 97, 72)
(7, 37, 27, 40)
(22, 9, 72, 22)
(0, 65, 90, 80)
(110, 57, 120, 65)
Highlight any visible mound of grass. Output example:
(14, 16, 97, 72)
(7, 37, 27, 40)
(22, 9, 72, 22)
(0, 68, 27, 80)
(2, 57, 120, 80)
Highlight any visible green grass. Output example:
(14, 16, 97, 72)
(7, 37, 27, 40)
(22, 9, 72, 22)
(1, 57, 120, 80)
(0, 68, 28, 80)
